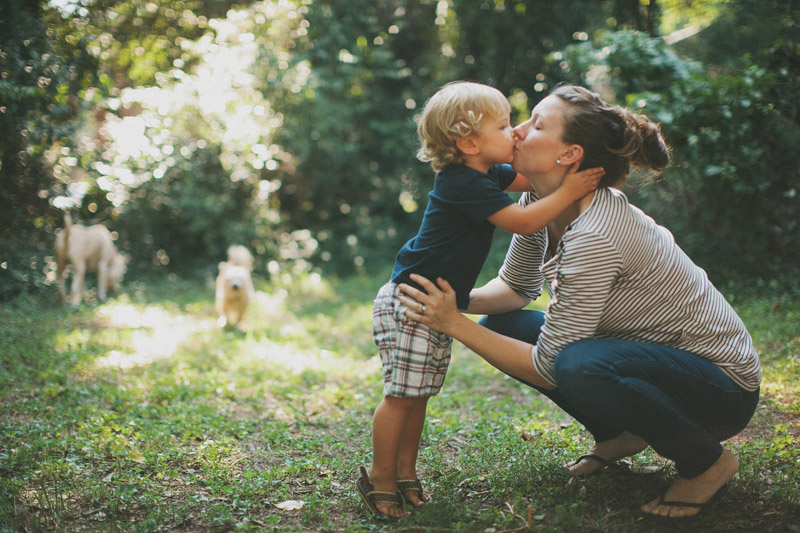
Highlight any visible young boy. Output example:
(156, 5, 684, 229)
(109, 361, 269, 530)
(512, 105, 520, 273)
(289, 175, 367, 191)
(357, 81, 603, 517)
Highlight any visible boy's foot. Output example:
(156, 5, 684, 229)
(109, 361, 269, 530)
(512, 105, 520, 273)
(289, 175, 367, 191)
(566, 432, 648, 477)
(397, 478, 431, 507)
(641, 448, 738, 519)
(356, 466, 409, 518)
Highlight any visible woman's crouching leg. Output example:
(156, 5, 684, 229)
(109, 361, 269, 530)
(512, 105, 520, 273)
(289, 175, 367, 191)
(553, 338, 758, 478)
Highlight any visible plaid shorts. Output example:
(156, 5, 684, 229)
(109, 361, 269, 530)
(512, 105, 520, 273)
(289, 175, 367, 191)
(372, 282, 453, 397)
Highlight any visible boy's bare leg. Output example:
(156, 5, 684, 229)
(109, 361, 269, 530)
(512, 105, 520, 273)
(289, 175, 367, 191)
(396, 397, 432, 506)
(641, 447, 738, 518)
(370, 396, 417, 517)
(567, 431, 648, 476)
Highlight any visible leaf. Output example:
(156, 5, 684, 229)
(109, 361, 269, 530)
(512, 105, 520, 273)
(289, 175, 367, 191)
(274, 500, 304, 511)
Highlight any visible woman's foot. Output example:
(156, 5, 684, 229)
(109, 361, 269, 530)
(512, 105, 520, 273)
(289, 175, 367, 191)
(567, 432, 648, 477)
(641, 448, 738, 519)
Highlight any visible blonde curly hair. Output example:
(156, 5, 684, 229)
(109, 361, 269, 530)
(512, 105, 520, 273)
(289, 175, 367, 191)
(416, 81, 510, 172)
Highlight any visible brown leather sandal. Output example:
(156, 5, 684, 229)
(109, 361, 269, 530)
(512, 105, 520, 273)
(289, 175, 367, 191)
(356, 466, 404, 517)
(397, 478, 431, 504)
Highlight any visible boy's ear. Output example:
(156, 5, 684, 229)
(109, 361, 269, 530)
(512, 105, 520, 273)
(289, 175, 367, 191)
(456, 135, 480, 155)
(559, 144, 584, 165)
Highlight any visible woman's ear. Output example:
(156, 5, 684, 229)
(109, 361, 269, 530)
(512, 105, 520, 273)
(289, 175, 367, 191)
(559, 144, 584, 165)
(456, 135, 480, 155)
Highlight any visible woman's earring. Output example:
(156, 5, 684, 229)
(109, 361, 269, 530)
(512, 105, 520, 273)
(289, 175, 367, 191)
(556, 159, 562, 164)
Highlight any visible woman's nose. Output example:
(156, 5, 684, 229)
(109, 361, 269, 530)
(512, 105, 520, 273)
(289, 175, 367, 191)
(512, 125, 525, 140)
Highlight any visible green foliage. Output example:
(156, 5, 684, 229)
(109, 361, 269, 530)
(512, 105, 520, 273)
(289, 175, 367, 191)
(556, 19, 800, 281)
(1, 0, 798, 298)
(671, 0, 797, 70)
(261, 0, 448, 276)
(636, 64, 800, 281)
(447, 0, 608, 95)
(659, 0, 728, 35)
(46, 0, 238, 87)
(0, 0, 94, 299)
(116, 144, 273, 273)
(45, 1, 304, 277)
(557, 29, 698, 96)
(260, 0, 632, 275)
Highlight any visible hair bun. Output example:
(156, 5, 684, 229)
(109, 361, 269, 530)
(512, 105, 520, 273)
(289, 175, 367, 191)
(618, 108, 669, 172)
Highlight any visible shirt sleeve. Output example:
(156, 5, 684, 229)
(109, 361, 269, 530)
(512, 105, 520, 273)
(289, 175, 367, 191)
(532, 230, 623, 387)
(498, 192, 546, 302)
(489, 164, 518, 190)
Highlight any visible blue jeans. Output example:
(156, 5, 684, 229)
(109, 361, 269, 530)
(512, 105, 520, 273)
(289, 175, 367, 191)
(479, 310, 759, 478)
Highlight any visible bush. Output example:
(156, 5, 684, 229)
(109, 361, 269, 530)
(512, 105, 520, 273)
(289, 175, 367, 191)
(635, 65, 799, 281)
(0, 0, 96, 299)
(556, 27, 800, 281)
(260, 0, 447, 276)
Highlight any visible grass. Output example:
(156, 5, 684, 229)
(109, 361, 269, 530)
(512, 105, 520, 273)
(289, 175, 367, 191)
(0, 272, 798, 532)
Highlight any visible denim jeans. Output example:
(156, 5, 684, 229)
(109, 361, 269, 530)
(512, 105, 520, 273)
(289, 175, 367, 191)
(479, 310, 759, 479)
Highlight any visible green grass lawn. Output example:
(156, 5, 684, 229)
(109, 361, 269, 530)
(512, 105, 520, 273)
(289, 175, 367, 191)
(1, 273, 798, 532)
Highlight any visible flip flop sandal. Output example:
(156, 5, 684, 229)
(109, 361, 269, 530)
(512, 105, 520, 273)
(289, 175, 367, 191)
(356, 466, 404, 517)
(643, 483, 729, 521)
(569, 454, 662, 475)
(397, 478, 431, 504)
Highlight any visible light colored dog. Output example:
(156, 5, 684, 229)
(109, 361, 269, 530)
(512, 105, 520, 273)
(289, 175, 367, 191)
(55, 214, 127, 306)
(215, 245, 255, 328)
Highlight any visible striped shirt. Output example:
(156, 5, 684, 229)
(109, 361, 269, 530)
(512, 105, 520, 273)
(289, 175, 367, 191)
(499, 187, 761, 391)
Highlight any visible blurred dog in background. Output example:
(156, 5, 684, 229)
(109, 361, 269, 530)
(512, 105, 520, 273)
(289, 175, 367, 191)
(215, 245, 255, 328)
(55, 214, 127, 307)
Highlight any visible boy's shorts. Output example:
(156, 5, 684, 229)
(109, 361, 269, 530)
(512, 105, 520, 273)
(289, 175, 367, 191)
(372, 282, 453, 398)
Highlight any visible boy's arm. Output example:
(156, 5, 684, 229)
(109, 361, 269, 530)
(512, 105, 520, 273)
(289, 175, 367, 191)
(504, 173, 534, 193)
(488, 166, 603, 234)
(465, 277, 530, 315)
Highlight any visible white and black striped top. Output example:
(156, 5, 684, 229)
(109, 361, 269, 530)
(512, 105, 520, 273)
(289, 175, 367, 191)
(499, 187, 761, 391)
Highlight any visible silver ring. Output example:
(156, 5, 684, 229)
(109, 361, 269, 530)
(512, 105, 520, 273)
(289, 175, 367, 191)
(421, 304, 426, 315)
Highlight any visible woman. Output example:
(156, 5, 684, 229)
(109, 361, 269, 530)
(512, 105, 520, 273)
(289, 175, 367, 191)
(398, 85, 760, 520)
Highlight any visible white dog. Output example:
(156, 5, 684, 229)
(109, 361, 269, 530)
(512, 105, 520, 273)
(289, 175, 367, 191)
(215, 245, 255, 328)
(55, 214, 127, 306)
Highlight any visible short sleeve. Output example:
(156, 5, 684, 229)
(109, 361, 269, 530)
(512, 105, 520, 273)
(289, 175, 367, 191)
(498, 191, 546, 302)
(432, 167, 515, 222)
(489, 164, 518, 191)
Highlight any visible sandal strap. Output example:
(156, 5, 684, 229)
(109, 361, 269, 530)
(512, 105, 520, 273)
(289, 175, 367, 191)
(368, 490, 404, 506)
(397, 479, 423, 492)
(358, 466, 373, 490)
(659, 499, 704, 508)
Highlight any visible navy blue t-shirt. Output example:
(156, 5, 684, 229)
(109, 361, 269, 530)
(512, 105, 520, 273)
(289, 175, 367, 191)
(391, 164, 517, 309)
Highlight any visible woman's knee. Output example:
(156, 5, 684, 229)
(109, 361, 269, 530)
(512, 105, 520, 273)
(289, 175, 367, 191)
(554, 339, 614, 385)
(479, 310, 544, 344)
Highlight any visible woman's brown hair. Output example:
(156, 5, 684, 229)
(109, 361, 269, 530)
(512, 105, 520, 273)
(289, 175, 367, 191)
(552, 85, 669, 187)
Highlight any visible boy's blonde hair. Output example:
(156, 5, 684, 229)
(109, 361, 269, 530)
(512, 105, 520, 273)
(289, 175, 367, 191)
(416, 81, 510, 172)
